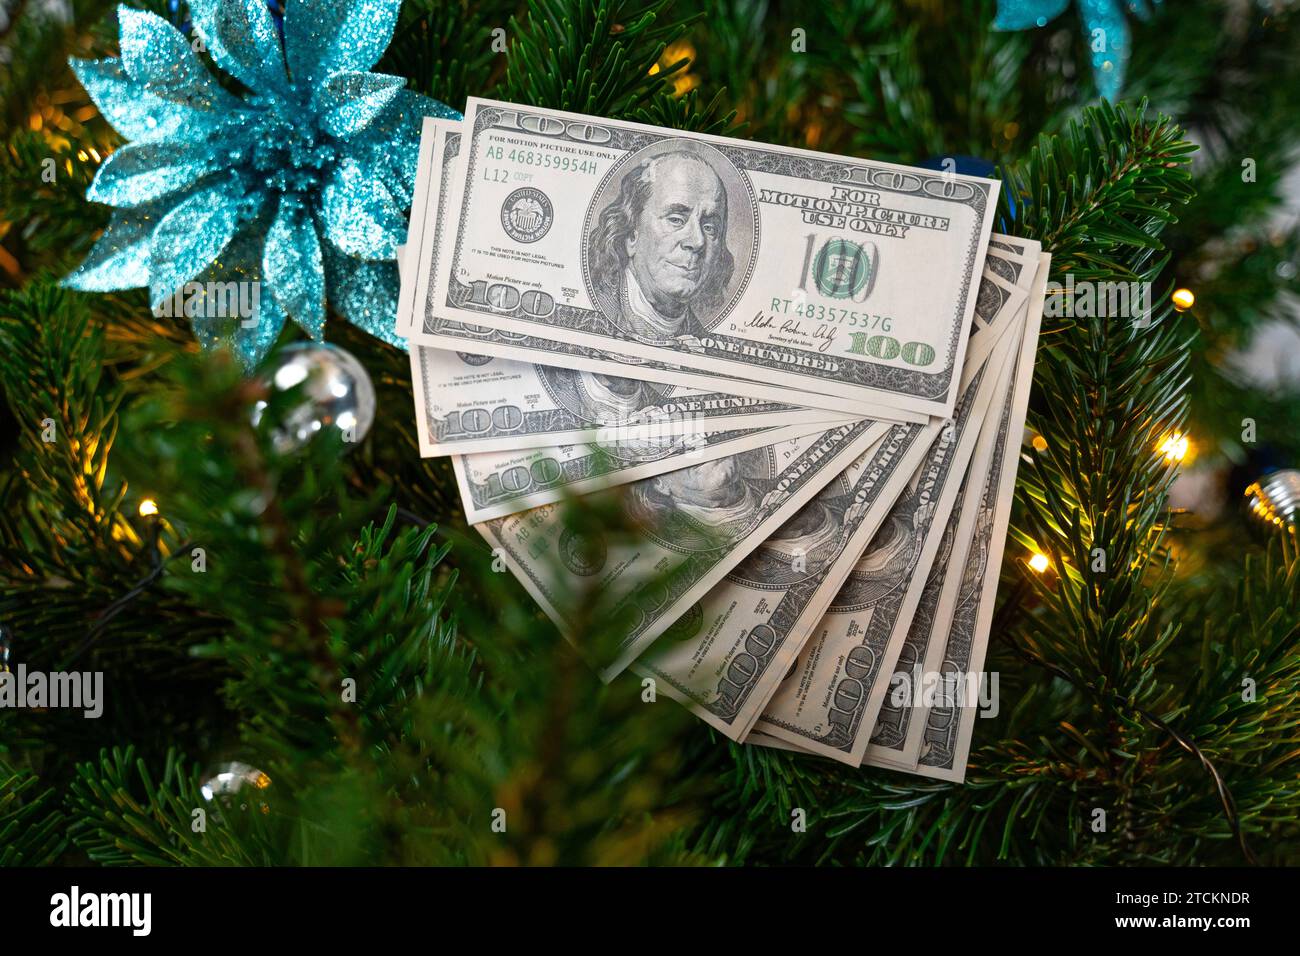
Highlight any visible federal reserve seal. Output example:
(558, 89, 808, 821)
(501, 187, 553, 243)
(558, 526, 606, 576)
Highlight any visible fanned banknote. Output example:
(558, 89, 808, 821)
(453, 422, 829, 524)
(751, 314, 1020, 765)
(399, 120, 851, 455)
(630, 419, 936, 741)
(905, 253, 1049, 781)
(480, 420, 889, 679)
(425, 99, 999, 420)
(861, 351, 1010, 771)
(622, 258, 1027, 738)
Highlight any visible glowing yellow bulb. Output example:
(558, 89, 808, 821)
(1028, 552, 1050, 574)
(1031, 434, 1048, 452)
(1171, 288, 1195, 311)
(138, 498, 158, 517)
(1159, 432, 1189, 463)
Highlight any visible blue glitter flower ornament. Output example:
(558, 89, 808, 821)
(64, 1, 460, 364)
(994, 0, 1160, 102)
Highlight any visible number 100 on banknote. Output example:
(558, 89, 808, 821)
(429, 99, 1000, 420)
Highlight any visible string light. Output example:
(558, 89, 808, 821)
(1171, 288, 1195, 311)
(1028, 552, 1050, 574)
(1158, 431, 1190, 463)
(1031, 434, 1048, 452)
(138, 498, 159, 517)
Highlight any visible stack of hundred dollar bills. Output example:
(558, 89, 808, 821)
(395, 101, 1050, 781)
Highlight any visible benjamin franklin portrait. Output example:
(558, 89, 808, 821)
(727, 479, 851, 589)
(537, 365, 675, 427)
(832, 487, 936, 612)
(586, 140, 756, 343)
(627, 448, 772, 552)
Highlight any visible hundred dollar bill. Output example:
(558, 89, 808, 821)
(396, 117, 444, 338)
(479, 420, 889, 680)
(861, 350, 1010, 771)
(400, 117, 899, 420)
(405, 239, 1024, 426)
(751, 315, 1020, 765)
(408, 257, 1024, 427)
(982, 236, 1040, 293)
(624, 268, 1024, 741)
(403, 116, 1019, 424)
(906, 253, 1049, 782)
(410, 345, 853, 456)
(427, 98, 999, 419)
(452, 421, 827, 524)
(401, 121, 856, 454)
(631, 418, 937, 741)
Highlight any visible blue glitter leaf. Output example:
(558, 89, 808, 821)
(323, 242, 403, 349)
(86, 139, 224, 208)
(148, 183, 244, 308)
(189, 0, 287, 95)
(70, 58, 223, 143)
(263, 199, 325, 337)
(344, 90, 459, 210)
(117, 5, 241, 112)
(284, 0, 402, 95)
(318, 71, 406, 139)
(187, 227, 289, 366)
(64, 203, 171, 290)
(321, 157, 404, 260)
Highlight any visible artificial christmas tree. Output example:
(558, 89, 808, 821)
(1, 0, 1296, 874)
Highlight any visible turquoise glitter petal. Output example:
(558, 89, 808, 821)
(318, 72, 406, 139)
(993, 0, 1070, 30)
(85, 139, 224, 208)
(188, 228, 288, 366)
(148, 182, 244, 309)
(264, 199, 326, 338)
(284, 0, 402, 95)
(188, 0, 288, 95)
(323, 243, 404, 349)
(70, 58, 229, 143)
(321, 158, 404, 260)
(64, 202, 173, 291)
(117, 6, 241, 112)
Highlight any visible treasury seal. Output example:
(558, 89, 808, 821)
(501, 187, 553, 243)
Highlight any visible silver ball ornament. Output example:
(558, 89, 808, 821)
(251, 342, 375, 454)
(1245, 469, 1300, 534)
(199, 762, 272, 815)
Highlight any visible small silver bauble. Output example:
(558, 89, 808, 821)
(1245, 468, 1300, 534)
(251, 342, 375, 454)
(199, 761, 272, 815)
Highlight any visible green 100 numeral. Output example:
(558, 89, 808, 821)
(465, 279, 556, 317)
(443, 405, 523, 436)
(482, 458, 563, 502)
(845, 333, 936, 367)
